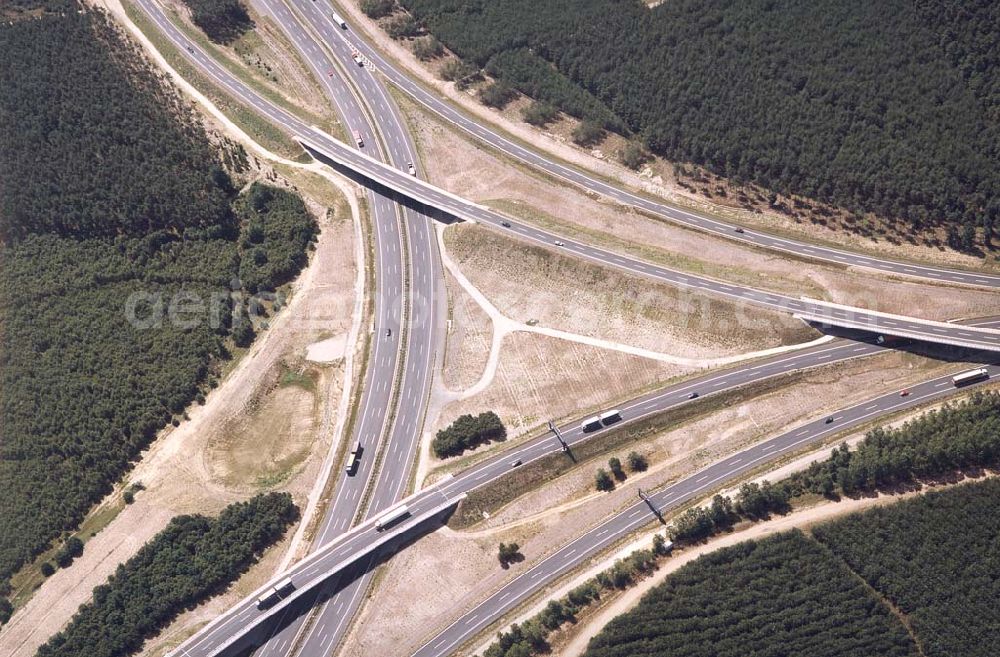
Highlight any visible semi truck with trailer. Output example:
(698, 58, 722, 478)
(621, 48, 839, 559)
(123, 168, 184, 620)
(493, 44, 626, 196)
(256, 577, 296, 610)
(952, 368, 989, 386)
(345, 440, 362, 475)
(374, 504, 410, 531)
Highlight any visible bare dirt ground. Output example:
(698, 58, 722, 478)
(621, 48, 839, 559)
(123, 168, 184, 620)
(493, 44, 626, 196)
(435, 331, 691, 445)
(443, 223, 816, 359)
(441, 267, 494, 391)
(401, 95, 1000, 320)
(342, 348, 964, 657)
(334, 0, 997, 271)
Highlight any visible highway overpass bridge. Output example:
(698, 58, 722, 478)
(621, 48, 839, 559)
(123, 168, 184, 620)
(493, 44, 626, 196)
(296, 136, 1000, 355)
(169, 495, 463, 657)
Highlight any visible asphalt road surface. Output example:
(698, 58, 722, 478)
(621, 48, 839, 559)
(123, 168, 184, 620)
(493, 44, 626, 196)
(168, 315, 999, 657)
(412, 357, 1000, 657)
(245, 1, 446, 655)
(135, 0, 1000, 358)
(285, 0, 1000, 290)
(128, 3, 1000, 655)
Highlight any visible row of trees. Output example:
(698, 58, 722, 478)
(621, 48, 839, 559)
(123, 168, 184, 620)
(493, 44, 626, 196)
(666, 390, 1000, 547)
(584, 531, 917, 657)
(785, 390, 1000, 496)
(401, 0, 1000, 241)
(36, 493, 299, 657)
(432, 411, 506, 458)
(483, 535, 669, 657)
(0, 6, 316, 603)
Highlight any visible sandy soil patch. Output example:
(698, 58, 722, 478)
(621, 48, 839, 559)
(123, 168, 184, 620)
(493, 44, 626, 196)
(442, 267, 494, 391)
(443, 224, 815, 359)
(435, 331, 690, 445)
(336, 0, 996, 271)
(307, 334, 348, 362)
(460, 348, 953, 532)
(349, 348, 968, 657)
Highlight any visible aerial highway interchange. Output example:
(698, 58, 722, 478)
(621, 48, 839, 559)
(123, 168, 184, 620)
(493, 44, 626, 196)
(122, 2, 1000, 657)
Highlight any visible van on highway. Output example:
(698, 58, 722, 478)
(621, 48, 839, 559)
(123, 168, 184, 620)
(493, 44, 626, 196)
(353, 130, 364, 147)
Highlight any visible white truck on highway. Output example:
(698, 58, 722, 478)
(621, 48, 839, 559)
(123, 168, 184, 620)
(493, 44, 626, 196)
(374, 504, 410, 531)
(581, 416, 602, 432)
(331, 11, 347, 29)
(345, 440, 362, 475)
(256, 576, 295, 610)
(599, 409, 622, 426)
(952, 368, 989, 386)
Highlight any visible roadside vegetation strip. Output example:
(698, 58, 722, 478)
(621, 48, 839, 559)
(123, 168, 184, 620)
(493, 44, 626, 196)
(0, 1, 317, 619)
(448, 372, 804, 529)
(395, 0, 998, 252)
(35, 493, 299, 657)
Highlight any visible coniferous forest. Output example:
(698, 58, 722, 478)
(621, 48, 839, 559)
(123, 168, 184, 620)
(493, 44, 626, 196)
(585, 530, 918, 657)
(586, 478, 1000, 657)
(401, 0, 1000, 242)
(36, 493, 299, 657)
(0, 0, 315, 610)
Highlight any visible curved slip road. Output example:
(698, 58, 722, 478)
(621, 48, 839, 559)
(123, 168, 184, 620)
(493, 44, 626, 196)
(281, 0, 1000, 289)
(125, 1, 442, 656)
(128, 0, 1000, 356)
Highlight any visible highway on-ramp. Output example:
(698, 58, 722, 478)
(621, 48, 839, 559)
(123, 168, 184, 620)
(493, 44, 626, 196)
(167, 313, 999, 656)
(130, 0, 1000, 357)
(280, 0, 1000, 290)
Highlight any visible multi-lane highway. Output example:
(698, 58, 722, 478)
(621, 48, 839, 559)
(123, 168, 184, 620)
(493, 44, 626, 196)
(136, 0, 1000, 365)
(282, 0, 1000, 290)
(167, 314, 999, 656)
(298, 134, 1000, 354)
(246, 0, 446, 655)
(412, 356, 1000, 657)
(128, 2, 1000, 657)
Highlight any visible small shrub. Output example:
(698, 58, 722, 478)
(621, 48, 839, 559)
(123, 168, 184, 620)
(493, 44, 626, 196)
(608, 457, 626, 481)
(619, 140, 649, 170)
(439, 59, 478, 84)
(627, 451, 648, 472)
(385, 15, 419, 39)
(412, 35, 443, 61)
(479, 81, 517, 109)
(572, 120, 605, 147)
(522, 100, 558, 126)
(595, 468, 615, 492)
(360, 0, 394, 19)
